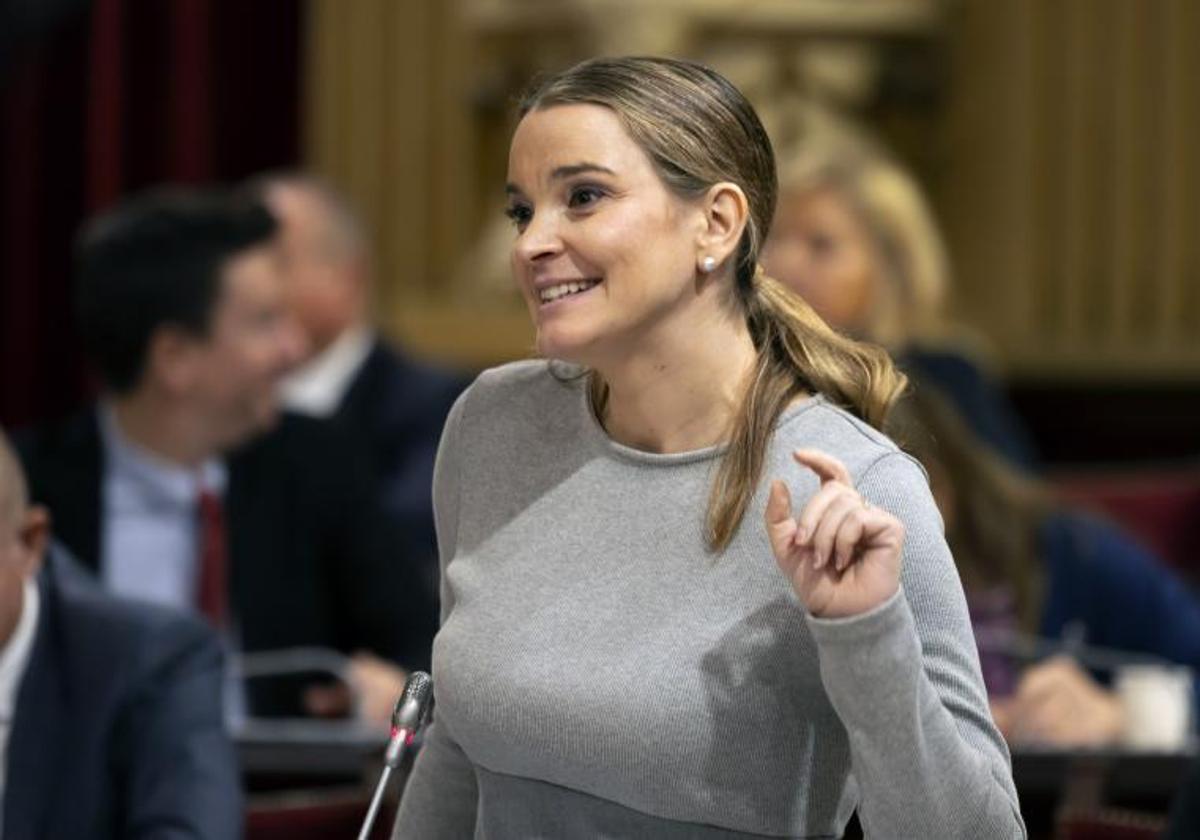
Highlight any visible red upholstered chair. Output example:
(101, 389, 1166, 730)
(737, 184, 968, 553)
(246, 790, 394, 840)
(1051, 467, 1200, 581)
(1055, 808, 1167, 840)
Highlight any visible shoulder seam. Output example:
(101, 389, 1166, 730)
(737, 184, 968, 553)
(856, 449, 929, 488)
(799, 402, 898, 458)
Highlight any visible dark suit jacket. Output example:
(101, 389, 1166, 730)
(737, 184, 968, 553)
(334, 339, 468, 595)
(4, 546, 241, 839)
(15, 407, 439, 705)
(898, 345, 1039, 471)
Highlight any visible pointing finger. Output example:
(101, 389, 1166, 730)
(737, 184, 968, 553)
(792, 449, 852, 486)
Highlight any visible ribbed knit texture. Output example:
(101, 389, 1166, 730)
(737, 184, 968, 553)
(394, 360, 1025, 839)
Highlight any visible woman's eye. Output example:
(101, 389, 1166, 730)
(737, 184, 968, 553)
(808, 233, 835, 258)
(505, 204, 533, 229)
(568, 186, 605, 209)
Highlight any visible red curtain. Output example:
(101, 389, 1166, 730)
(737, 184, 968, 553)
(0, 0, 302, 428)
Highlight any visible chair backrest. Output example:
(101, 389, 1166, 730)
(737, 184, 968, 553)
(1056, 807, 1167, 840)
(246, 790, 394, 840)
(1051, 467, 1200, 582)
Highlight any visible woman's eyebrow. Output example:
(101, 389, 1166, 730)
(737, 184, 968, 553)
(550, 162, 615, 180)
(506, 162, 616, 195)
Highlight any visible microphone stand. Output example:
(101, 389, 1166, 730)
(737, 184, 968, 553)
(357, 671, 432, 840)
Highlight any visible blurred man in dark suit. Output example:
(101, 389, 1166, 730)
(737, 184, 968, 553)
(17, 188, 438, 722)
(0, 430, 241, 839)
(252, 175, 467, 717)
(256, 174, 466, 537)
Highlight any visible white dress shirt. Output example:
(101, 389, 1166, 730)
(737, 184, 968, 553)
(98, 406, 226, 612)
(279, 326, 373, 418)
(0, 579, 41, 835)
(98, 409, 249, 723)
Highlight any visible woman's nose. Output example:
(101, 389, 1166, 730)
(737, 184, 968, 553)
(513, 210, 564, 265)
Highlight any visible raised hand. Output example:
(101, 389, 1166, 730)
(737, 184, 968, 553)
(765, 449, 904, 619)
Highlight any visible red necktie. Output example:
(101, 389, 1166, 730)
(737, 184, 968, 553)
(196, 488, 229, 627)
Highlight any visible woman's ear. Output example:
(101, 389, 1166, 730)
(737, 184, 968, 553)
(696, 182, 750, 272)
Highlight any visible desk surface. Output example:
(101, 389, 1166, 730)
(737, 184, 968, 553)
(1012, 745, 1195, 798)
(233, 727, 1196, 836)
(236, 719, 387, 781)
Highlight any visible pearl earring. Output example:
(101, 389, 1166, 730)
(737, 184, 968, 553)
(700, 256, 716, 273)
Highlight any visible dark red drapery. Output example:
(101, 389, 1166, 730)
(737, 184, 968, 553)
(0, 0, 302, 428)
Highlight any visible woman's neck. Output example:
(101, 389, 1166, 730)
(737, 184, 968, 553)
(594, 310, 759, 454)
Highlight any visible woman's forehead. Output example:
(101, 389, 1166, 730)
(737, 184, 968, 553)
(507, 104, 647, 183)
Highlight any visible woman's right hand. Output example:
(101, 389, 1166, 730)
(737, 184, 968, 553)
(765, 449, 905, 620)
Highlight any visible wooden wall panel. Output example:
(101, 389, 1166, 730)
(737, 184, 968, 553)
(304, 0, 1199, 376)
(304, 0, 484, 362)
(943, 0, 1200, 377)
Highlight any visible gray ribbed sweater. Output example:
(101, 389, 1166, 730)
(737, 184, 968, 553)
(393, 360, 1025, 839)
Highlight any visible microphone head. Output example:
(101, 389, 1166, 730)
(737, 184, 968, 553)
(391, 670, 433, 732)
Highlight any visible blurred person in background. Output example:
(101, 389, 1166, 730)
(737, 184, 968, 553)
(762, 143, 1038, 471)
(891, 386, 1200, 747)
(249, 174, 467, 717)
(0, 429, 240, 839)
(15, 188, 435, 724)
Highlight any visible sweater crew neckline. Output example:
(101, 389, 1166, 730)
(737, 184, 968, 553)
(575, 377, 827, 467)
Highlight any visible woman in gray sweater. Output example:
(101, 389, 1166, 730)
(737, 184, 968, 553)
(393, 57, 1025, 839)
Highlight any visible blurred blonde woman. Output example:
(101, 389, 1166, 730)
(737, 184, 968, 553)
(763, 143, 1038, 469)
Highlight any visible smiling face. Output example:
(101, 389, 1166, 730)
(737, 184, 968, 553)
(166, 244, 307, 450)
(505, 104, 710, 366)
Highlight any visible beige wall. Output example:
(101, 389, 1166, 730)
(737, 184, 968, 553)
(304, 0, 517, 366)
(939, 0, 1200, 378)
(305, 0, 1200, 377)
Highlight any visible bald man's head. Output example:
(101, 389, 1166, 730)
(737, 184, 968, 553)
(0, 430, 48, 647)
(0, 431, 28, 532)
(249, 173, 371, 355)
(258, 175, 366, 261)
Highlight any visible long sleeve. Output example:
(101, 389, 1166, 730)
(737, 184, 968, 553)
(392, 387, 480, 837)
(807, 452, 1025, 839)
(117, 617, 244, 839)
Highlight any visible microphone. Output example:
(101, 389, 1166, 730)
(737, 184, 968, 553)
(385, 671, 432, 766)
(357, 671, 433, 840)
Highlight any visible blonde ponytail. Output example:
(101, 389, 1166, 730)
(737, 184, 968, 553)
(705, 269, 907, 550)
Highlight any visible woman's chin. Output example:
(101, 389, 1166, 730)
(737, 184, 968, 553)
(535, 326, 595, 365)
